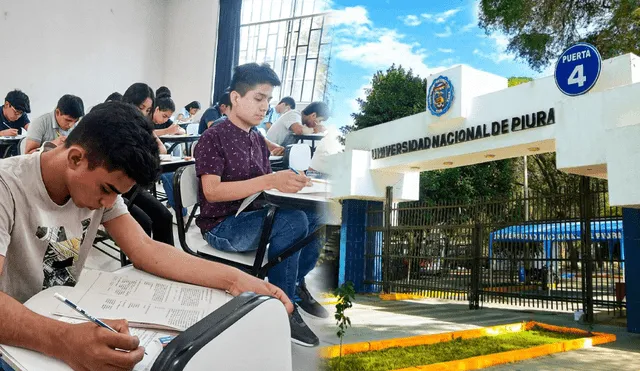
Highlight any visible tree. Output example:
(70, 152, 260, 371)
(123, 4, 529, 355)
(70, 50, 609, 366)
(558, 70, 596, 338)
(341, 65, 427, 135)
(508, 76, 533, 87)
(479, 0, 640, 71)
(419, 160, 517, 206)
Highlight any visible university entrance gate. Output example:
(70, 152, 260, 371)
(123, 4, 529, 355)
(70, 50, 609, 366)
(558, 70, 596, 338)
(331, 54, 640, 331)
(362, 180, 625, 322)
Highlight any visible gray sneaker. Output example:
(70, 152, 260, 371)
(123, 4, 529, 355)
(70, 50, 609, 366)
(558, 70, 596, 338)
(296, 283, 330, 319)
(289, 306, 319, 347)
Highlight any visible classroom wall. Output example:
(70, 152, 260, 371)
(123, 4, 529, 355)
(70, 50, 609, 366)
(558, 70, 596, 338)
(163, 0, 220, 117)
(0, 0, 168, 119)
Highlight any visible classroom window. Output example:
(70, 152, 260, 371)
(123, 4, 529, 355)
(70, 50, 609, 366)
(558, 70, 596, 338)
(239, 0, 332, 104)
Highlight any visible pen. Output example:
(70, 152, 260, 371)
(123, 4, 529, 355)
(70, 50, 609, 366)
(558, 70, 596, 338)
(54, 293, 147, 355)
(288, 167, 300, 175)
(2, 122, 11, 130)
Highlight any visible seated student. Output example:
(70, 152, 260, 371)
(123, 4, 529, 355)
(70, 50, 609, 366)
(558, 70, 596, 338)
(258, 96, 295, 134)
(175, 101, 201, 124)
(152, 96, 185, 137)
(0, 90, 31, 157)
(199, 92, 231, 134)
(121, 83, 174, 246)
(25, 95, 85, 154)
(0, 101, 292, 371)
(196, 63, 327, 348)
(152, 96, 187, 215)
(104, 92, 123, 102)
(121, 83, 167, 155)
(275, 96, 295, 117)
(0, 90, 31, 135)
(256, 105, 275, 135)
(266, 101, 330, 147)
(156, 86, 171, 99)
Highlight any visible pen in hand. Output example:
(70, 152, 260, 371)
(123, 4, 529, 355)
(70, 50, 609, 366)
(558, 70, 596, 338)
(54, 293, 147, 355)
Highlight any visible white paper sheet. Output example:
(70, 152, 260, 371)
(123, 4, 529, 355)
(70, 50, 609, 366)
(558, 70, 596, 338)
(53, 270, 230, 331)
(0, 316, 176, 371)
(235, 191, 262, 216)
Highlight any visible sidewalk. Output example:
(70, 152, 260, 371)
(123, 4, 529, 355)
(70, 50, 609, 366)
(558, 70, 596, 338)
(296, 294, 640, 371)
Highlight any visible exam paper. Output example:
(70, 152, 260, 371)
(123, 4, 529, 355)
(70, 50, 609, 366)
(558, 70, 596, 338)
(296, 179, 330, 194)
(53, 270, 230, 331)
(0, 316, 176, 371)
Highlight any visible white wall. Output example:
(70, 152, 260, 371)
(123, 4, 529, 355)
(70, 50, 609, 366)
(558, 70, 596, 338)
(164, 0, 220, 119)
(0, 0, 168, 118)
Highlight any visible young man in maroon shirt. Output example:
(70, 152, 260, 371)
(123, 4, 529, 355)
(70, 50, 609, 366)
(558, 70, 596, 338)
(196, 63, 327, 347)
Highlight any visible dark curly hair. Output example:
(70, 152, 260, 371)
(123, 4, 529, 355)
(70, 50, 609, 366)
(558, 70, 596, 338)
(65, 101, 160, 186)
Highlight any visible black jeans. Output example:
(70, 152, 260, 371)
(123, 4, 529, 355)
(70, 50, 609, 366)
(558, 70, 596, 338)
(124, 188, 174, 246)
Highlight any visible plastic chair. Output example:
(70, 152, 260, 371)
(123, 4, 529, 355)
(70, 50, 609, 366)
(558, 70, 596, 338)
(173, 165, 320, 278)
(270, 143, 311, 172)
(186, 123, 199, 135)
(18, 137, 27, 155)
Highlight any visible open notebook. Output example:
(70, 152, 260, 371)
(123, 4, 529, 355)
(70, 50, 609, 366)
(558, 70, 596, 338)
(53, 270, 232, 332)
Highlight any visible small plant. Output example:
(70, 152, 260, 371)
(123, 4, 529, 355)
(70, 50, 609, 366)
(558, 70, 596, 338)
(334, 281, 355, 370)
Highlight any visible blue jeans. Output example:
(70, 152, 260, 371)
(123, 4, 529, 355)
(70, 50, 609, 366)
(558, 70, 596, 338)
(0, 357, 15, 370)
(204, 207, 323, 300)
(160, 172, 187, 216)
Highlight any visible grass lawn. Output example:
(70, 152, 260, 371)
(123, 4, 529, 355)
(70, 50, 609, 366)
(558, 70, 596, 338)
(320, 326, 587, 371)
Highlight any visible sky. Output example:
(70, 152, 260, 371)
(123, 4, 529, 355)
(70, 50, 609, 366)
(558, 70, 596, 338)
(323, 0, 556, 130)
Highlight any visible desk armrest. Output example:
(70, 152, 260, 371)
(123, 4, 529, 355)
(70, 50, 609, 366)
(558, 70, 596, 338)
(151, 292, 292, 371)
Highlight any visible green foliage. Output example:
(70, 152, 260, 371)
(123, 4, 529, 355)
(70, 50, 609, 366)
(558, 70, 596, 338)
(334, 282, 355, 340)
(333, 281, 356, 369)
(508, 76, 533, 87)
(479, 0, 640, 71)
(351, 64, 427, 131)
(419, 159, 517, 206)
(321, 327, 585, 371)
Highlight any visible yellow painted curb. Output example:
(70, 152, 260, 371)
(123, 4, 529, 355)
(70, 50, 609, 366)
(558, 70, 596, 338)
(379, 291, 466, 301)
(319, 321, 616, 370)
(321, 300, 339, 306)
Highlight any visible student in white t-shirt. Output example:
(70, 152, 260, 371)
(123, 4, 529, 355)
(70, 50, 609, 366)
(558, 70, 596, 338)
(0, 102, 292, 371)
(266, 101, 330, 146)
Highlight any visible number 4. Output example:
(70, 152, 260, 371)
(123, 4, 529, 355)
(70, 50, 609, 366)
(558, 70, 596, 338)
(568, 64, 587, 87)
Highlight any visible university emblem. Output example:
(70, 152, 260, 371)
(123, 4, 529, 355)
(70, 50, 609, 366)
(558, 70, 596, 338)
(427, 76, 454, 117)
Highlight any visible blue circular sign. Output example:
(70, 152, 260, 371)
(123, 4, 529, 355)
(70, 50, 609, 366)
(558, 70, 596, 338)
(554, 43, 601, 96)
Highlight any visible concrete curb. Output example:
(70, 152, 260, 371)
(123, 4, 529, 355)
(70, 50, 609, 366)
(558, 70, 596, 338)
(379, 292, 466, 301)
(319, 321, 616, 370)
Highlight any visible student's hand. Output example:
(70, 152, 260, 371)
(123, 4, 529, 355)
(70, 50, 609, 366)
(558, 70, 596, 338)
(51, 135, 66, 147)
(270, 145, 285, 156)
(58, 319, 144, 371)
(272, 170, 309, 193)
(314, 124, 326, 133)
(228, 272, 294, 314)
(169, 124, 182, 135)
(0, 129, 18, 136)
